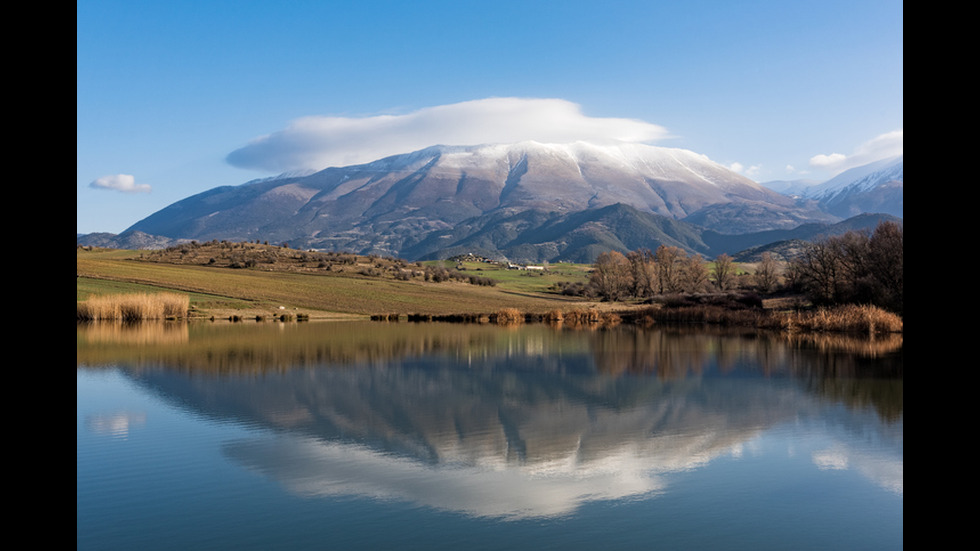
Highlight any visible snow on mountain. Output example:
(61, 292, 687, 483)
(122, 140, 836, 259)
(802, 155, 903, 200)
(760, 179, 822, 196)
(761, 155, 903, 220)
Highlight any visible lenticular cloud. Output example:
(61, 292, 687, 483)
(226, 98, 669, 173)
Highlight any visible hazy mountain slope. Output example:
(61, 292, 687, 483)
(759, 179, 821, 195)
(702, 213, 902, 261)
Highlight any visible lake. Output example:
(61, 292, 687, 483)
(77, 320, 903, 550)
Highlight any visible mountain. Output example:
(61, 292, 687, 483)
(764, 155, 903, 219)
(75, 230, 177, 250)
(402, 203, 714, 263)
(759, 178, 821, 196)
(113, 141, 837, 261)
(710, 213, 903, 262)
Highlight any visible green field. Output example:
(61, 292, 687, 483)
(77, 247, 600, 319)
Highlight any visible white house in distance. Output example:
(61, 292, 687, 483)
(508, 263, 545, 271)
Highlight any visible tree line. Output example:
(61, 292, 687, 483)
(787, 220, 903, 315)
(569, 246, 748, 302)
(574, 220, 903, 315)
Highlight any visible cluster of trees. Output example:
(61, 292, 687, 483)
(578, 220, 903, 316)
(787, 221, 903, 315)
(584, 245, 749, 301)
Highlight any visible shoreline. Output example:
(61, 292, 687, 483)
(80, 301, 902, 336)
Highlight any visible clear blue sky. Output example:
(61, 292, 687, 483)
(77, 0, 903, 234)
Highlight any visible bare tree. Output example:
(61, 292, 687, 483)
(791, 232, 864, 305)
(654, 245, 685, 294)
(863, 221, 903, 314)
(712, 253, 736, 291)
(679, 254, 710, 293)
(754, 252, 780, 293)
(789, 221, 903, 314)
(589, 251, 632, 301)
(627, 249, 656, 298)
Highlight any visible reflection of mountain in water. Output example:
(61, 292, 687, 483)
(78, 322, 902, 519)
(136, 353, 799, 466)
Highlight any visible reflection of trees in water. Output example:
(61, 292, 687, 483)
(784, 333, 903, 422)
(77, 321, 525, 373)
(78, 320, 901, 422)
(78, 321, 902, 378)
(588, 328, 714, 378)
(588, 326, 902, 377)
(805, 373, 903, 423)
(586, 325, 902, 422)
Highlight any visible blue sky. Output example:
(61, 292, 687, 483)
(77, 0, 903, 234)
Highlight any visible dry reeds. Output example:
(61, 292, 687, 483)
(394, 307, 625, 329)
(775, 304, 903, 334)
(370, 303, 900, 335)
(543, 309, 565, 323)
(628, 303, 902, 334)
(370, 313, 401, 321)
(492, 307, 525, 325)
(77, 293, 190, 321)
(544, 308, 621, 328)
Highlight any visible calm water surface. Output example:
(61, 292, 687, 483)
(77, 321, 902, 550)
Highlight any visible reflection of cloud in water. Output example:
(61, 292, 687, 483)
(813, 446, 849, 470)
(224, 428, 751, 520)
(85, 411, 146, 438)
(103, 322, 902, 516)
(812, 443, 903, 495)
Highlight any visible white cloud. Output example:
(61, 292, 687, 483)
(226, 97, 670, 173)
(89, 174, 151, 193)
(809, 129, 903, 175)
(728, 161, 762, 178)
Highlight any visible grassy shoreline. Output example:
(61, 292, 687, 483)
(77, 246, 902, 334)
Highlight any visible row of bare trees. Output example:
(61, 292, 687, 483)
(582, 220, 903, 315)
(787, 221, 903, 315)
(587, 245, 744, 301)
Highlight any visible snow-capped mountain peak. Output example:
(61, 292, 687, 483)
(765, 155, 903, 219)
(805, 155, 903, 199)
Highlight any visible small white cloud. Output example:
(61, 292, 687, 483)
(728, 162, 762, 178)
(226, 97, 671, 173)
(89, 174, 151, 193)
(809, 129, 903, 175)
(809, 152, 848, 169)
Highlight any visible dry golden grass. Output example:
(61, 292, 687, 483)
(492, 307, 525, 325)
(626, 303, 902, 334)
(77, 293, 190, 321)
(774, 304, 903, 334)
